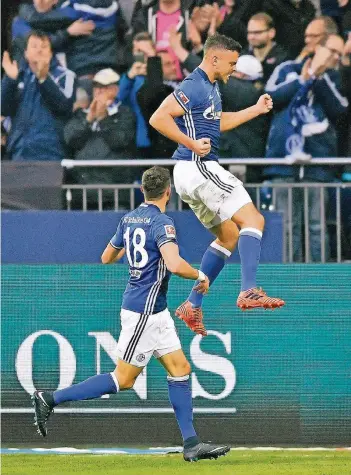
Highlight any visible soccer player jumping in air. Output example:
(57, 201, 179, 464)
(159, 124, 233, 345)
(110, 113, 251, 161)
(32, 166, 230, 462)
(150, 33, 285, 336)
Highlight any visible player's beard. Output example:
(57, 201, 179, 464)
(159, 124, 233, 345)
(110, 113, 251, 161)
(221, 72, 231, 83)
(214, 71, 227, 83)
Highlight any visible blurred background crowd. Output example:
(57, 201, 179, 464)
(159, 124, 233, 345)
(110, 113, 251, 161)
(1, 0, 351, 260)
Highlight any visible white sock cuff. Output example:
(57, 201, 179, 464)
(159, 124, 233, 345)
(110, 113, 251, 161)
(167, 375, 190, 382)
(110, 371, 120, 392)
(239, 227, 263, 239)
(210, 241, 232, 257)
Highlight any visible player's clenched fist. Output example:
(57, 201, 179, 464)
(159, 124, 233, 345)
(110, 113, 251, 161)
(256, 93, 273, 114)
(191, 138, 211, 157)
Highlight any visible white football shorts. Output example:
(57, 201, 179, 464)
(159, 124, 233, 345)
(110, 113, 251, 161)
(173, 160, 252, 229)
(117, 308, 182, 367)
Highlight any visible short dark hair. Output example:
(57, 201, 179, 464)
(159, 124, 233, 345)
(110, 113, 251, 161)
(249, 12, 275, 29)
(25, 30, 52, 50)
(142, 166, 171, 200)
(204, 33, 242, 55)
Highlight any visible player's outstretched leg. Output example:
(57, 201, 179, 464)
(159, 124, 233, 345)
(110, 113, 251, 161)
(233, 203, 285, 310)
(32, 373, 119, 437)
(160, 350, 230, 462)
(32, 364, 142, 437)
(176, 222, 238, 333)
(188, 241, 232, 308)
(32, 390, 55, 437)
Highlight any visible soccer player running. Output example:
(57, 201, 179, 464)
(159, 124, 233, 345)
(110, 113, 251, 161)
(149, 33, 285, 337)
(32, 166, 230, 462)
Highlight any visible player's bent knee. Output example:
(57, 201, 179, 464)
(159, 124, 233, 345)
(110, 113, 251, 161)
(214, 221, 239, 252)
(113, 369, 138, 391)
(217, 235, 237, 252)
(168, 360, 191, 378)
(238, 210, 265, 231)
(116, 376, 136, 391)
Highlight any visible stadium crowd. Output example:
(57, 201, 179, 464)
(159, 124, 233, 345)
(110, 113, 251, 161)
(1, 0, 351, 260)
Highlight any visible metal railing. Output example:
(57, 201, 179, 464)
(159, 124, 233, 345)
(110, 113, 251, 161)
(61, 158, 351, 263)
(62, 157, 351, 168)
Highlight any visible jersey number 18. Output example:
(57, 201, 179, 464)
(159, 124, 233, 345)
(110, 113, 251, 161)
(124, 227, 149, 268)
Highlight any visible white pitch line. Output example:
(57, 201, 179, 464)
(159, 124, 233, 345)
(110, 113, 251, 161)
(1, 407, 237, 414)
(2, 447, 351, 453)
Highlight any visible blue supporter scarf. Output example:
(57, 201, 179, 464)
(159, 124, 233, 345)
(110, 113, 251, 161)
(61, 0, 119, 28)
(285, 78, 329, 160)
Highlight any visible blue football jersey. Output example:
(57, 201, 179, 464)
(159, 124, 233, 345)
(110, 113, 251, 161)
(172, 67, 222, 162)
(109, 203, 177, 315)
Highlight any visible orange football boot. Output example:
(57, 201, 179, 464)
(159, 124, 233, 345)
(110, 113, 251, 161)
(237, 288, 285, 311)
(175, 301, 207, 336)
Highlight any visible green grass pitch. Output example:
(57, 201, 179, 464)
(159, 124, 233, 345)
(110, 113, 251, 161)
(2, 451, 351, 475)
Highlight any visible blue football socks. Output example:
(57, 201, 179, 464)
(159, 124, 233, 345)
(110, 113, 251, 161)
(188, 241, 231, 308)
(238, 228, 263, 291)
(53, 372, 119, 405)
(167, 375, 199, 445)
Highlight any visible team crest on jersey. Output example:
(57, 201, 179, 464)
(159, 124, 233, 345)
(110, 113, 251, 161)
(130, 269, 142, 279)
(203, 102, 222, 120)
(164, 225, 176, 238)
(177, 91, 190, 105)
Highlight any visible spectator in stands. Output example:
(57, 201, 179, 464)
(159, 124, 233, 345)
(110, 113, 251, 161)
(168, 26, 202, 74)
(64, 68, 135, 209)
(158, 50, 180, 81)
(1, 31, 76, 161)
(137, 53, 176, 157)
(260, 0, 316, 57)
(11, 0, 95, 62)
(191, 3, 213, 44)
(118, 32, 178, 157)
(264, 32, 348, 261)
(131, 0, 192, 80)
(298, 15, 339, 61)
(242, 12, 290, 83)
(206, 1, 247, 47)
(11, 0, 129, 78)
(118, 32, 154, 157)
(219, 55, 269, 184)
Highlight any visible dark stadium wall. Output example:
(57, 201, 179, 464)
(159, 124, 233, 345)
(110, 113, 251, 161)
(1, 211, 283, 264)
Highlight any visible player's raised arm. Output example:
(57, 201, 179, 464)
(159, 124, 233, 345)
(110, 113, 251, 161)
(160, 242, 209, 295)
(149, 94, 211, 158)
(220, 94, 273, 132)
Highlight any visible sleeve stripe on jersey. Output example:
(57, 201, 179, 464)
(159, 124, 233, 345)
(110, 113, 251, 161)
(173, 91, 188, 112)
(109, 241, 123, 249)
(158, 239, 176, 248)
